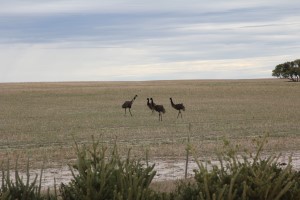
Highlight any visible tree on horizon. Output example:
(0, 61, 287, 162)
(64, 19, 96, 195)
(272, 59, 300, 82)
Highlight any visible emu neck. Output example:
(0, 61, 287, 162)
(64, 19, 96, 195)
(132, 96, 136, 103)
(170, 99, 175, 106)
(151, 99, 154, 106)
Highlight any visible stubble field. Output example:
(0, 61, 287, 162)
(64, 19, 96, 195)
(1, 79, 300, 172)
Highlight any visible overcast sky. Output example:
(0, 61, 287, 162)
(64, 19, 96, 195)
(0, 0, 300, 82)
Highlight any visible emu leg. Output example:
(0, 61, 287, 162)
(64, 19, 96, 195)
(177, 111, 180, 119)
(124, 108, 126, 115)
(129, 108, 133, 117)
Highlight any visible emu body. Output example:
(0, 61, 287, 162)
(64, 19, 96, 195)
(151, 98, 165, 121)
(122, 95, 137, 116)
(170, 98, 185, 118)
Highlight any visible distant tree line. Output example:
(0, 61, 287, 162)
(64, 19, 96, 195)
(272, 59, 300, 82)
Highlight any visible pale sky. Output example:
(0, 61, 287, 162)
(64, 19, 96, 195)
(1, 0, 300, 82)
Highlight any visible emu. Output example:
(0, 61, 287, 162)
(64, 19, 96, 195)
(151, 98, 165, 121)
(170, 97, 185, 118)
(147, 98, 154, 114)
(122, 95, 137, 116)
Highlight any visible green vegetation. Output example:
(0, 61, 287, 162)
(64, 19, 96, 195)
(1, 137, 300, 199)
(176, 136, 300, 199)
(60, 137, 156, 200)
(272, 59, 300, 81)
(0, 159, 56, 200)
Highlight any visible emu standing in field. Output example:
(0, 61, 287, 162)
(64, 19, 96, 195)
(170, 98, 185, 118)
(122, 95, 137, 116)
(150, 98, 165, 121)
(147, 98, 154, 114)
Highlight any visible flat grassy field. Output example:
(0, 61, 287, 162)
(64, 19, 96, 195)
(1, 79, 300, 169)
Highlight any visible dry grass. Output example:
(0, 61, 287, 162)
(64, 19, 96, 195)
(150, 179, 188, 193)
(1, 79, 300, 169)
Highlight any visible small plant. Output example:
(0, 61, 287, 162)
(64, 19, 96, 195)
(60, 137, 157, 200)
(174, 135, 300, 200)
(0, 158, 56, 200)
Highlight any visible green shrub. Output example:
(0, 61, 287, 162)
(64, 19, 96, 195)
(60, 138, 158, 200)
(174, 136, 300, 200)
(1, 135, 300, 200)
(0, 159, 56, 200)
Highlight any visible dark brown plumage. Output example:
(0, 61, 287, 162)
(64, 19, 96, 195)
(122, 95, 137, 116)
(170, 98, 185, 118)
(151, 98, 166, 121)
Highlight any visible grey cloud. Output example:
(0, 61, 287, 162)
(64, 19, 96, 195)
(1, 1, 300, 82)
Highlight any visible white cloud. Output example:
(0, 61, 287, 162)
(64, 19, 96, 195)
(0, 0, 296, 15)
(1, 42, 295, 82)
(0, 1, 98, 15)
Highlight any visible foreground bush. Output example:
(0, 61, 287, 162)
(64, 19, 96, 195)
(1, 135, 300, 199)
(175, 137, 300, 200)
(0, 159, 56, 200)
(59, 138, 158, 200)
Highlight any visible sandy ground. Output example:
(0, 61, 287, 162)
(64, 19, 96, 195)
(1, 151, 299, 190)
